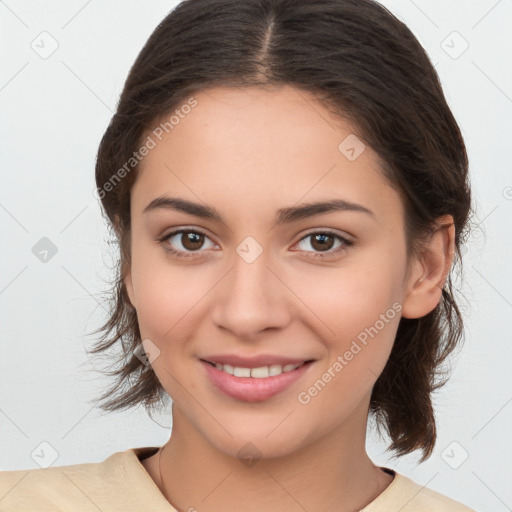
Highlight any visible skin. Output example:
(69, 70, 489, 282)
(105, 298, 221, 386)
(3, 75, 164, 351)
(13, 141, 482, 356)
(124, 84, 455, 512)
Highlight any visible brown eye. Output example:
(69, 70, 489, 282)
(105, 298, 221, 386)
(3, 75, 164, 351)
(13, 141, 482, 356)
(310, 233, 335, 251)
(295, 231, 353, 256)
(180, 231, 205, 251)
(159, 229, 216, 257)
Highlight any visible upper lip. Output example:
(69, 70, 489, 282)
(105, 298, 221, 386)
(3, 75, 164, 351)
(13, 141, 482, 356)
(200, 354, 314, 369)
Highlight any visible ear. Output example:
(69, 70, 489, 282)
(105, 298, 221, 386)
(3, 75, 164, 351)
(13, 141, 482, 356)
(401, 214, 455, 319)
(116, 215, 137, 310)
(123, 260, 137, 310)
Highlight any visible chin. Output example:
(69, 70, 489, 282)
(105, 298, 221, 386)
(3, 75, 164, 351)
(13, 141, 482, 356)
(201, 420, 314, 463)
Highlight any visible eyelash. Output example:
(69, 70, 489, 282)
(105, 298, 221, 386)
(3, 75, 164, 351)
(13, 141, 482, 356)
(158, 228, 353, 259)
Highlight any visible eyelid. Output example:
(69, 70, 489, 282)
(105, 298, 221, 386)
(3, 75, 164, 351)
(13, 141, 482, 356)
(158, 227, 217, 250)
(299, 227, 354, 242)
(159, 225, 214, 241)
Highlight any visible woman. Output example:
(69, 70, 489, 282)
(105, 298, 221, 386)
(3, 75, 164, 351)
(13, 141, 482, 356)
(0, 0, 476, 510)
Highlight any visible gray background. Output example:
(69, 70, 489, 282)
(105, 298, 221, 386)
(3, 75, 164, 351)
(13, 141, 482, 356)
(1, 1, 511, 511)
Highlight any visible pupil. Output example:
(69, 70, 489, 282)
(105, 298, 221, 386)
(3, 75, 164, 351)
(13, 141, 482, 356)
(312, 234, 333, 251)
(184, 232, 203, 250)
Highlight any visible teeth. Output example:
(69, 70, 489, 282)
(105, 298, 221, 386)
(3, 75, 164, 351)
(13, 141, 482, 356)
(233, 367, 251, 377)
(212, 362, 303, 378)
(251, 366, 270, 378)
(269, 364, 282, 376)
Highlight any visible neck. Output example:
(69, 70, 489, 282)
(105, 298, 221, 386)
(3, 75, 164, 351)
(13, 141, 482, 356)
(154, 406, 393, 512)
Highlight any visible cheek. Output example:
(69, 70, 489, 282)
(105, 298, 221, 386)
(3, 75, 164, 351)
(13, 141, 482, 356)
(285, 253, 403, 340)
(135, 276, 195, 338)
(286, 255, 402, 400)
(131, 253, 216, 353)
(131, 263, 209, 399)
(295, 306, 400, 428)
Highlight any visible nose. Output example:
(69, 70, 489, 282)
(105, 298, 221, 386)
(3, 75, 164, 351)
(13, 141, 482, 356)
(211, 242, 292, 341)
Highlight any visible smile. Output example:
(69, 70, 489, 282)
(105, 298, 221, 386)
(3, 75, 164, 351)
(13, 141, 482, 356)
(203, 360, 307, 378)
(200, 358, 315, 402)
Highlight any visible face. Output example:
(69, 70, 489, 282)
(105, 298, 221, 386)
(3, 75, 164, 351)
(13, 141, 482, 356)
(124, 84, 420, 460)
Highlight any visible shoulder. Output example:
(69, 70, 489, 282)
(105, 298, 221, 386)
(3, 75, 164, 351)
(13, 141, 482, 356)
(363, 471, 477, 512)
(400, 475, 476, 512)
(0, 446, 164, 511)
(0, 455, 120, 511)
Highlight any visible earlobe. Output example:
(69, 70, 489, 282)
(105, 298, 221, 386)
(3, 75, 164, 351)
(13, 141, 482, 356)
(401, 215, 455, 319)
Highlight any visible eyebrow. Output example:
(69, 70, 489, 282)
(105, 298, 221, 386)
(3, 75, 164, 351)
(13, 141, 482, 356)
(142, 195, 375, 225)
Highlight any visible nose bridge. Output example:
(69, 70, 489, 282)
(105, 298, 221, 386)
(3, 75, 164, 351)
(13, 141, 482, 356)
(231, 234, 277, 307)
(212, 235, 290, 336)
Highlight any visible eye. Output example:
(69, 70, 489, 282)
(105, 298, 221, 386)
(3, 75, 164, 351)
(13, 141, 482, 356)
(158, 228, 353, 259)
(293, 231, 353, 257)
(158, 229, 216, 257)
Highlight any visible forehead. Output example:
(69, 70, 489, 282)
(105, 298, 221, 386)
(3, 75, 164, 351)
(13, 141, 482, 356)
(131, 85, 403, 226)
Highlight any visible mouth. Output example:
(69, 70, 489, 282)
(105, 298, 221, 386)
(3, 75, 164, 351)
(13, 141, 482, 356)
(200, 359, 315, 378)
(199, 357, 316, 402)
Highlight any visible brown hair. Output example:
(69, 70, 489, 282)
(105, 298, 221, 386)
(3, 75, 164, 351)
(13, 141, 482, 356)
(88, 0, 474, 463)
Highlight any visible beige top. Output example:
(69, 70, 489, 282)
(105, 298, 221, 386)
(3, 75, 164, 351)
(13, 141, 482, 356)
(0, 446, 476, 511)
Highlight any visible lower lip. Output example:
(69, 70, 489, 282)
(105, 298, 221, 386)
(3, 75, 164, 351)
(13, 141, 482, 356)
(200, 360, 314, 402)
